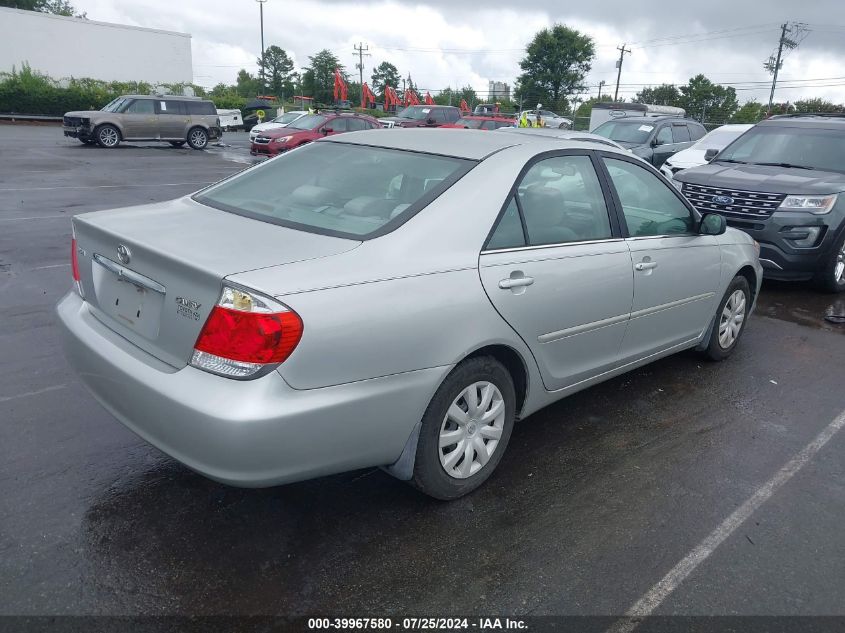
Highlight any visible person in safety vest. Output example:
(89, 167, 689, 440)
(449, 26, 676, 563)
(519, 112, 529, 127)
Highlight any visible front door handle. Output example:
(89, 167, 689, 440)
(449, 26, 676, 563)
(499, 276, 534, 289)
(635, 261, 659, 271)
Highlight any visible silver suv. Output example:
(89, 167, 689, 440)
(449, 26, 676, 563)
(63, 95, 222, 150)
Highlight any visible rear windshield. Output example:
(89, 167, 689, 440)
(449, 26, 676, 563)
(194, 142, 473, 239)
(716, 125, 845, 173)
(593, 120, 654, 144)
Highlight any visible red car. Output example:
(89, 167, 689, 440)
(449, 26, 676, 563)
(250, 112, 382, 156)
(441, 115, 516, 131)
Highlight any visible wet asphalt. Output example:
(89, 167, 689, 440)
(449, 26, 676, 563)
(1, 125, 844, 620)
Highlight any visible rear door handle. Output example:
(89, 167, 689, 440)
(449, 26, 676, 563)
(499, 276, 534, 289)
(635, 261, 658, 271)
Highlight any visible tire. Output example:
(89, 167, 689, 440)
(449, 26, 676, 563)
(169, 141, 186, 148)
(701, 275, 751, 361)
(411, 356, 516, 500)
(95, 124, 120, 148)
(558, 122, 571, 130)
(186, 127, 209, 150)
(813, 230, 845, 293)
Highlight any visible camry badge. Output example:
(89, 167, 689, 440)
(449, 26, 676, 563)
(116, 244, 131, 265)
(712, 195, 735, 206)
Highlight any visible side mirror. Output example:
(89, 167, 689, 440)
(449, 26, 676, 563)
(651, 137, 662, 148)
(699, 212, 727, 236)
(322, 127, 333, 135)
(704, 148, 719, 162)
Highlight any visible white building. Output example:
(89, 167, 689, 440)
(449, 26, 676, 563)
(0, 7, 192, 84)
(488, 80, 510, 101)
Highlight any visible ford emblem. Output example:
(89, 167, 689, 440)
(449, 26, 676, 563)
(116, 244, 131, 265)
(712, 195, 734, 206)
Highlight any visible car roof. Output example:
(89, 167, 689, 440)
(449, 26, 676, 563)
(603, 115, 690, 123)
(760, 114, 845, 129)
(327, 128, 629, 160)
(123, 94, 208, 101)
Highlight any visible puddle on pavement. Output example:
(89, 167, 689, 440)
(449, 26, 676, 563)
(756, 280, 845, 334)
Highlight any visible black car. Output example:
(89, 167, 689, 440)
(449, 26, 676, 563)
(592, 116, 707, 167)
(381, 105, 461, 128)
(674, 114, 845, 292)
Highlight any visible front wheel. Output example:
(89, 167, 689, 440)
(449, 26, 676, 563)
(558, 122, 571, 129)
(187, 127, 209, 150)
(813, 231, 845, 293)
(411, 356, 516, 500)
(701, 275, 751, 361)
(95, 125, 120, 148)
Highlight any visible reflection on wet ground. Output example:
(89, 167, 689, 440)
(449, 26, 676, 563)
(756, 280, 845, 334)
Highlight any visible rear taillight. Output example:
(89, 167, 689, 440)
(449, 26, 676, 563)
(71, 236, 83, 296)
(191, 285, 303, 379)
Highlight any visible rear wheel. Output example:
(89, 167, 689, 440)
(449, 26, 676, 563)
(169, 141, 186, 148)
(411, 356, 516, 500)
(813, 231, 845, 293)
(95, 125, 120, 148)
(558, 122, 571, 129)
(187, 127, 209, 150)
(702, 275, 751, 361)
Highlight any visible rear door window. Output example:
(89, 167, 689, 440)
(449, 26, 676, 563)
(185, 101, 216, 115)
(346, 118, 369, 131)
(162, 100, 187, 115)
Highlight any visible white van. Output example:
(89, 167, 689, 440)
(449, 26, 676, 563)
(589, 102, 685, 132)
(216, 109, 243, 131)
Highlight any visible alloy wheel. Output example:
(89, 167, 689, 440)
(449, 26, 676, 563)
(190, 129, 208, 149)
(835, 240, 845, 285)
(438, 381, 505, 479)
(98, 127, 119, 147)
(718, 289, 747, 349)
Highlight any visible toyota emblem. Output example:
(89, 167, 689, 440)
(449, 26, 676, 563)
(116, 244, 131, 265)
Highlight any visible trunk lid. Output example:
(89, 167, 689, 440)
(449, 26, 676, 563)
(73, 196, 359, 368)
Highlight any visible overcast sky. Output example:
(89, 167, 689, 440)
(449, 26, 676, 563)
(75, 0, 845, 105)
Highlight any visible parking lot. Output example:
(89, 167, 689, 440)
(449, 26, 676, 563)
(1, 124, 844, 623)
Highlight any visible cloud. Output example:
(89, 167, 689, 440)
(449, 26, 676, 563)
(74, 0, 845, 105)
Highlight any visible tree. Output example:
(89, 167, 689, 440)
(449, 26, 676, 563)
(730, 100, 765, 123)
(678, 74, 739, 124)
(794, 98, 843, 113)
(235, 69, 261, 98)
(457, 85, 477, 108)
(370, 61, 400, 99)
(514, 24, 595, 113)
(635, 84, 680, 106)
(258, 45, 296, 99)
(1, 0, 84, 16)
(301, 49, 345, 105)
(574, 95, 612, 119)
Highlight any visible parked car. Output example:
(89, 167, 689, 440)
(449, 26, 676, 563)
(250, 112, 381, 156)
(217, 109, 244, 132)
(63, 95, 222, 149)
(674, 114, 845, 292)
(519, 109, 573, 129)
(660, 124, 754, 181)
(249, 110, 308, 142)
(381, 105, 461, 127)
(593, 116, 707, 168)
(589, 102, 686, 132)
(58, 129, 761, 499)
(441, 115, 516, 130)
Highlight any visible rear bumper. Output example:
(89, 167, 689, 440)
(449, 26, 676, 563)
(57, 292, 444, 487)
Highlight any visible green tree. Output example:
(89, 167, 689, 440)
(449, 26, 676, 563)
(258, 45, 296, 99)
(793, 98, 843, 113)
(457, 85, 477, 108)
(678, 74, 739, 124)
(514, 24, 595, 113)
(573, 95, 612, 118)
(635, 84, 680, 106)
(730, 100, 765, 123)
(370, 61, 400, 98)
(235, 69, 261, 98)
(1, 0, 84, 16)
(301, 49, 345, 105)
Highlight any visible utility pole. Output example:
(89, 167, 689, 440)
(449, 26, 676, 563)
(597, 80, 606, 100)
(764, 23, 805, 115)
(613, 44, 631, 102)
(256, 0, 267, 94)
(352, 42, 370, 90)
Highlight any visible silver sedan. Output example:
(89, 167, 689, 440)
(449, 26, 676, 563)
(58, 129, 762, 499)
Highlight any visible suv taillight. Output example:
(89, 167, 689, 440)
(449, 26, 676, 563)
(191, 285, 303, 379)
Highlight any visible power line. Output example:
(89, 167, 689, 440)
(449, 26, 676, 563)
(613, 44, 631, 101)
(352, 42, 371, 89)
(764, 22, 809, 113)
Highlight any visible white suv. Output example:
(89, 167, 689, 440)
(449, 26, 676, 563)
(249, 111, 308, 142)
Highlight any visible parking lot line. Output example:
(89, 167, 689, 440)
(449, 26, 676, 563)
(0, 384, 66, 404)
(608, 405, 845, 632)
(30, 263, 70, 270)
(0, 215, 70, 222)
(0, 182, 214, 192)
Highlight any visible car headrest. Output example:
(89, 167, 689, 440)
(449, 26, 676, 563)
(520, 187, 566, 227)
(343, 196, 396, 218)
(290, 185, 342, 207)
